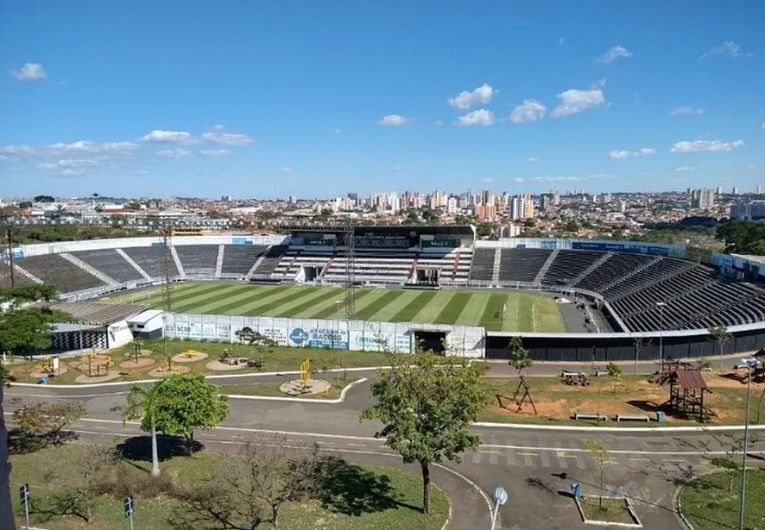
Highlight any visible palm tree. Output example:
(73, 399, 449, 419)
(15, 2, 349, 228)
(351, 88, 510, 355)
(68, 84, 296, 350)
(123, 385, 161, 477)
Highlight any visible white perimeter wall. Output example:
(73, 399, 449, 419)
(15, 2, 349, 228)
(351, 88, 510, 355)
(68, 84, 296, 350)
(163, 312, 485, 358)
(18, 235, 289, 257)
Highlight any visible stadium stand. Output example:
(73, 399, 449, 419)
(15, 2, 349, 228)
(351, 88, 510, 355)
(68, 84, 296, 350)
(250, 245, 288, 278)
(175, 245, 219, 276)
(16, 254, 105, 293)
(498, 248, 551, 283)
(220, 244, 267, 276)
(468, 247, 495, 281)
(542, 249, 604, 285)
(121, 246, 179, 279)
(71, 249, 145, 283)
(0, 262, 33, 289)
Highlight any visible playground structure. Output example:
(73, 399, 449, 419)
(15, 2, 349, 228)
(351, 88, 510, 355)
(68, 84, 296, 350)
(561, 371, 591, 387)
(497, 375, 538, 415)
(218, 347, 265, 369)
(657, 360, 712, 422)
(279, 357, 330, 396)
(83, 351, 112, 377)
(300, 358, 311, 389)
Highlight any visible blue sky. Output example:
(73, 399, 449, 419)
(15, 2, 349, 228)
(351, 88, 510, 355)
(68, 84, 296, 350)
(1, 1, 764, 199)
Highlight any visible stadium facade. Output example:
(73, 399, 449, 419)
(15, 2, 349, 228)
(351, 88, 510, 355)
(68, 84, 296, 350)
(3, 225, 765, 361)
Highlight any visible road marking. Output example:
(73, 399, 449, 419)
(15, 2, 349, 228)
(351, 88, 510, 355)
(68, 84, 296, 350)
(555, 452, 577, 458)
(516, 451, 539, 456)
(629, 458, 651, 462)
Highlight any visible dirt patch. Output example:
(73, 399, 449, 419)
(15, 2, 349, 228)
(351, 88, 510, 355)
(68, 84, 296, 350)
(147, 365, 191, 378)
(119, 358, 156, 369)
(172, 352, 209, 363)
(206, 360, 247, 371)
(75, 373, 121, 384)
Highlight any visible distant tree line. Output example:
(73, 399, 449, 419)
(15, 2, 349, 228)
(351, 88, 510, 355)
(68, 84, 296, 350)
(8, 224, 154, 245)
(717, 220, 765, 254)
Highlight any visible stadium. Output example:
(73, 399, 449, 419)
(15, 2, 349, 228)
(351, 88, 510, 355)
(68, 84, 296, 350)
(3, 224, 765, 361)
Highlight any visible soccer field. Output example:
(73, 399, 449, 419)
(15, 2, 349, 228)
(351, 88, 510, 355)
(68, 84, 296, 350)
(102, 282, 566, 332)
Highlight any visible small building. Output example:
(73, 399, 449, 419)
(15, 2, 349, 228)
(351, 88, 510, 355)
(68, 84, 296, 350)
(127, 309, 165, 340)
(47, 301, 147, 351)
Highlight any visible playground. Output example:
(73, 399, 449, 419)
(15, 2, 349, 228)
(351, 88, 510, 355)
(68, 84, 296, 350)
(480, 365, 765, 426)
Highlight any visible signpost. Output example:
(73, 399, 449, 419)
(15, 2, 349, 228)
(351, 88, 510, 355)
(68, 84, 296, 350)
(491, 486, 508, 530)
(19, 483, 30, 529)
(124, 496, 135, 530)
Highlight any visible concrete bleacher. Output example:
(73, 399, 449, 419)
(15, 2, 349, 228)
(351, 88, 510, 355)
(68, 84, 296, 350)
(469, 248, 496, 281)
(16, 254, 105, 293)
(71, 249, 145, 283)
(542, 250, 604, 285)
(121, 246, 179, 279)
(575, 252, 656, 292)
(248, 245, 287, 278)
(0, 262, 33, 289)
(175, 245, 219, 276)
(221, 244, 267, 275)
(498, 248, 551, 283)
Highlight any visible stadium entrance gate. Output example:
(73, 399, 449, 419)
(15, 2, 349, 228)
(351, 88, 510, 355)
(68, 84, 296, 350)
(413, 330, 447, 353)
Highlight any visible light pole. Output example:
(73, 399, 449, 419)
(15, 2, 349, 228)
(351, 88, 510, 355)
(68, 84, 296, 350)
(491, 486, 508, 530)
(738, 357, 757, 530)
(656, 302, 667, 372)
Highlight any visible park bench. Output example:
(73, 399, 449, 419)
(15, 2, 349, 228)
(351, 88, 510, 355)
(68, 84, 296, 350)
(615, 414, 650, 422)
(574, 412, 608, 421)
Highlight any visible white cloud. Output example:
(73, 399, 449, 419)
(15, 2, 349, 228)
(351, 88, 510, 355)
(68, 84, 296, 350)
(609, 147, 655, 159)
(433, 120, 444, 127)
(702, 41, 749, 59)
(134, 170, 149, 175)
(200, 149, 230, 157)
(201, 129, 253, 145)
(280, 167, 294, 175)
(671, 139, 744, 153)
(377, 114, 411, 127)
(550, 82, 606, 118)
(37, 158, 99, 176)
(455, 109, 495, 127)
(508, 100, 546, 124)
(0, 145, 35, 157)
(140, 130, 194, 143)
(10, 62, 47, 81)
(670, 106, 705, 116)
(481, 177, 494, 183)
(448, 83, 496, 109)
(675, 166, 695, 172)
(598, 46, 633, 64)
(156, 148, 192, 158)
(46, 140, 138, 156)
(515, 173, 612, 183)
(528, 157, 539, 163)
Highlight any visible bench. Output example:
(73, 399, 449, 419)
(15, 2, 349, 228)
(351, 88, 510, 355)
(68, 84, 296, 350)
(574, 412, 608, 421)
(616, 414, 650, 422)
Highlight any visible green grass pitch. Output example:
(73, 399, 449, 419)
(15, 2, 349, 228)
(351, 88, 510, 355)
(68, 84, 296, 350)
(101, 281, 566, 332)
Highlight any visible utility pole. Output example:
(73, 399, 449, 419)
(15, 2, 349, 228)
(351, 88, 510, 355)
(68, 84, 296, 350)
(739, 357, 757, 530)
(1, 216, 15, 289)
(161, 220, 174, 370)
(342, 218, 355, 365)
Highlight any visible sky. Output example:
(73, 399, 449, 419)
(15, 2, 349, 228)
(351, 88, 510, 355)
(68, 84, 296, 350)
(1, 0, 764, 199)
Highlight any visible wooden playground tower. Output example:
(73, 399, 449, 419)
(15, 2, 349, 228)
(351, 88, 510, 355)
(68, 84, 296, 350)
(657, 359, 712, 422)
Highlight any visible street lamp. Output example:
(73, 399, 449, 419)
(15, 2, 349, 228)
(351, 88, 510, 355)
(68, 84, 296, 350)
(738, 357, 758, 530)
(656, 302, 667, 372)
(491, 486, 508, 530)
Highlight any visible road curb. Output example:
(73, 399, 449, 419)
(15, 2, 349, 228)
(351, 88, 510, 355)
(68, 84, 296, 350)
(472, 421, 765, 433)
(226, 377, 367, 403)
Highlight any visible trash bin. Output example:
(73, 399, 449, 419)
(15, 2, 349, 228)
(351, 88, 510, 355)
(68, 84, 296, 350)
(37, 374, 48, 385)
(656, 411, 666, 423)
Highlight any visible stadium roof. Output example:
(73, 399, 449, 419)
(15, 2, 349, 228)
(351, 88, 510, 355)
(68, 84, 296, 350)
(47, 301, 148, 326)
(285, 224, 474, 236)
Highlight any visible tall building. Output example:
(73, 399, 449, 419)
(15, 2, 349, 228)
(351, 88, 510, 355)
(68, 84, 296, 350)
(447, 196, 458, 215)
(756, 185, 763, 195)
(691, 188, 715, 209)
(508, 194, 534, 220)
(730, 201, 765, 220)
(732, 186, 740, 195)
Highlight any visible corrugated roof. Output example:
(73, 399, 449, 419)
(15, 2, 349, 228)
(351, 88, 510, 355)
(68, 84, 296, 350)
(47, 301, 147, 326)
(673, 369, 709, 391)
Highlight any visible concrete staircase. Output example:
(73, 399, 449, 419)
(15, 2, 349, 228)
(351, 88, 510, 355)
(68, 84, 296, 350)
(571, 252, 614, 287)
(60, 252, 119, 286)
(533, 249, 559, 285)
(491, 248, 502, 285)
(215, 244, 225, 277)
(115, 248, 152, 281)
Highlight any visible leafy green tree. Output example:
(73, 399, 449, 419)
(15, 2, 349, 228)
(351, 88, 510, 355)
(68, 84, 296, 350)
(507, 336, 532, 377)
(708, 326, 732, 368)
(130, 374, 229, 457)
(362, 349, 489, 513)
(0, 309, 59, 358)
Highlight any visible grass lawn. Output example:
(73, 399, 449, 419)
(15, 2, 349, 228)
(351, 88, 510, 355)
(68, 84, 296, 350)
(10, 445, 450, 530)
(479, 373, 764, 427)
(579, 496, 636, 524)
(680, 469, 765, 530)
(101, 281, 566, 332)
(7, 339, 390, 385)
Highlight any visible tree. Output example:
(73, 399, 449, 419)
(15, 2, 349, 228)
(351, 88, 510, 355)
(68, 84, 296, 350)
(708, 326, 732, 369)
(582, 440, 611, 508)
(362, 349, 489, 513)
(632, 336, 651, 374)
(136, 374, 229, 456)
(507, 336, 532, 377)
(175, 437, 320, 529)
(0, 309, 58, 359)
(13, 401, 87, 445)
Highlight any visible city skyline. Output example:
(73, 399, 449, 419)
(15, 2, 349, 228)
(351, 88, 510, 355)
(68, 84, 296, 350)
(2, 1, 764, 198)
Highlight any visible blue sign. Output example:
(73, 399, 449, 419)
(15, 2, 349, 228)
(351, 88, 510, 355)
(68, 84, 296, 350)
(124, 496, 134, 517)
(570, 482, 582, 499)
(19, 483, 29, 505)
(290, 328, 308, 346)
(572, 241, 670, 256)
(232, 237, 252, 245)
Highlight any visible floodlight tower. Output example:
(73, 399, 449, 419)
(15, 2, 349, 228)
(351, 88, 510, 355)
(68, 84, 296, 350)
(160, 219, 175, 368)
(343, 218, 355, 319)
(1, 216, 15, 289)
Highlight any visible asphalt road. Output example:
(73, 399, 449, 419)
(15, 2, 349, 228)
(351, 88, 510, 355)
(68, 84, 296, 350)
(5, 362, 761, 529)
